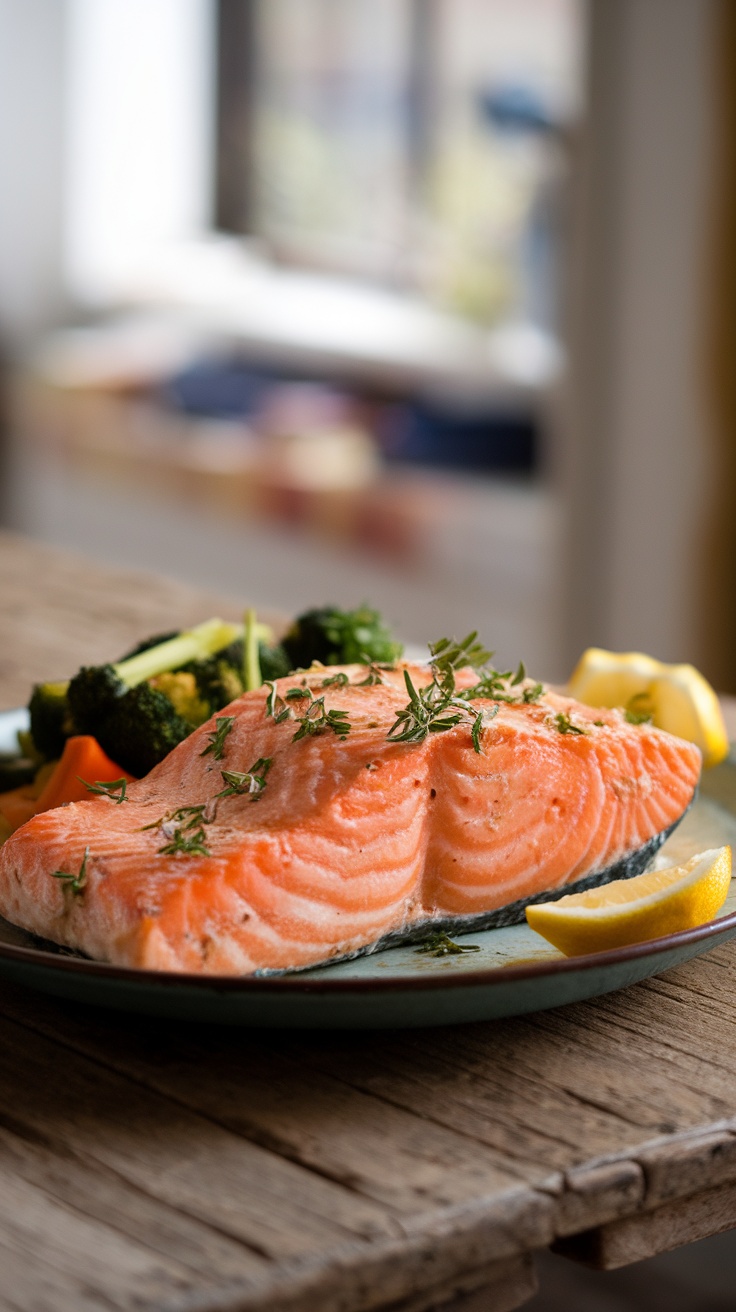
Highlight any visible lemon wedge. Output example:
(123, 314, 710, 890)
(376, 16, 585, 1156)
(525, 847, 732, 956)
(568, 648, 729, 768)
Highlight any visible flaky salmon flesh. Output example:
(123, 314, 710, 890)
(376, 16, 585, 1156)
(0, 664, 701, 975)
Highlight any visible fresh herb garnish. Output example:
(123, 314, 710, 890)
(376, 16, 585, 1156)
(388, 669, 467, 744)
(140, 803, 211, 833)
(285, 687, 312, 701)
(624, 693, 654, 725)
(216, 757, 272, 799)
(387, 633, 498, 753)
(158, 826, 211, 857)
(522, 683, 545, 704)
(429, 632, 495, 675)
(292, 697, 351, 742)
(356, 659, 396, 687)
(52, 846, 89, 894)
(79, 777, 129, 803)
(264, 681, 291, 724)
(200, 715, 236, 760)
(415, 932, 481, 958)
(511, 660, 526, 686)
(553, 712, 587, 735)
(321, 671, 350, 689)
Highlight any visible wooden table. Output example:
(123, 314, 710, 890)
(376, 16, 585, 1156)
(2, 531, 736, 1312)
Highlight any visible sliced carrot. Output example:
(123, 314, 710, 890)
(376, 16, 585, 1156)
(34, 736, 135, 813)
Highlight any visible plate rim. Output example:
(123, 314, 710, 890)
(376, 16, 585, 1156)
(2, 909, 735, 994)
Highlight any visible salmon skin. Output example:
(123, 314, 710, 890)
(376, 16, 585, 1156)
(0, 663, 702, 975)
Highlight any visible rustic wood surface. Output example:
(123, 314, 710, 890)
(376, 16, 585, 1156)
(1, 531, 736, 1312)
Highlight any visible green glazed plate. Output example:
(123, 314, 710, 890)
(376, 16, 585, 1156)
(1, 709, 735, 1028)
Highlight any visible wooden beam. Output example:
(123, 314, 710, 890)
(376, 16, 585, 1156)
(553, 1177, 736, 1270)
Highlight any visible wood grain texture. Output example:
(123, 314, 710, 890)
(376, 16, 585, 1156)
(1, 533, 736, 1309)
(553, 1178, 736, 1270)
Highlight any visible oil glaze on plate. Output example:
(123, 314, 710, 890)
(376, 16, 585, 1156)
(1, 709, 735, 1028)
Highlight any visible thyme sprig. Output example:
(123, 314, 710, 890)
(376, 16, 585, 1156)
(140, 803, 212, 833)
(625, 692, 654, 725)
(292, 696, 351, 742)
(80, 777, 129, 803)
(388, 632, 498, 753)
(158, 826, 211, 857)
(216, 757, 272, 799)
(265, 680, 352, 740)
(356, 659, 396, 687)
(200, 716, 236, 761)
(415, 932, 481, 958)
(388, 669, 471, 744)
(52, 846, 89, 894)
(553, 712, 587, 736)
(264, 681, 291, 724)
(321, 671, 349, 689)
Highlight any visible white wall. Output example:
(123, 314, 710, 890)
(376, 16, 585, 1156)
(0, 0, 215, 342)
(0, 0, 68, 341)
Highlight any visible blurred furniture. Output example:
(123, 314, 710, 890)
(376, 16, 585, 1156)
(7, 320, 567, 678)
(4, 535, 736, 1310)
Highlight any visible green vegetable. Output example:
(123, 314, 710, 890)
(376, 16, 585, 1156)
(28, 680, 72, 761)
(282, 605, 402, 670)
(67, 619, 242, 776)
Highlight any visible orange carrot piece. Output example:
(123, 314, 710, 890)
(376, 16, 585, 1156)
(34, 736, 135, 813)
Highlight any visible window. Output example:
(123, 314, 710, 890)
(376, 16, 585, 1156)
(217, 0, 582, 328)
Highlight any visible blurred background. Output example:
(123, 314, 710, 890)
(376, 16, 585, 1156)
(0, 0, 734, 690)
(0, 2, 735, 1307)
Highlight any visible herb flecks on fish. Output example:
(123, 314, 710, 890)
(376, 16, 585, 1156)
(415, 932, 481, 958)
(357, 660, 396, 687)
(140, 803, 213, 833)
(553, 712, 587, 736)
(217, 757, 272, 800)
(264, 682, 291, 724)
(200, 716, 236, 761)
(158, 826, 211, 857)
(321, 672, 349, 689)
(292, 697, 351, 742)
(388, 632, 499, 754)
(80, 777, 129, 803)
(51, 846, 89, 894)
(625, 692, 655, 726)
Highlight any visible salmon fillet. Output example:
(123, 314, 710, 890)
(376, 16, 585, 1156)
(0, 663, 701, 974)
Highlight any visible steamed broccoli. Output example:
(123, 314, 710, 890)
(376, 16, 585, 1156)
(24, 606, 402, 777)
(282, 605, 403, 670)
(93, 682, 193, 776)
(28, 680, 72, 760)
(63, 618, 244, 775)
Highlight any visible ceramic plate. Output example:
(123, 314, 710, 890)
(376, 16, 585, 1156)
(1, 709, 735, 1028)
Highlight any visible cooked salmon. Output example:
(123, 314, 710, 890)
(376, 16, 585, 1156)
(0, 663, 701, 974)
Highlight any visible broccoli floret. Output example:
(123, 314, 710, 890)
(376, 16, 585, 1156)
(95, 682, 193, 776)
(149, 672, 210, 727)
(259, 642, 291, 681)
(65, 618, 244, 774)
(282, 605, 403, 669)
(28, 680, 72, 760)
(181, 653, 245, 712)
